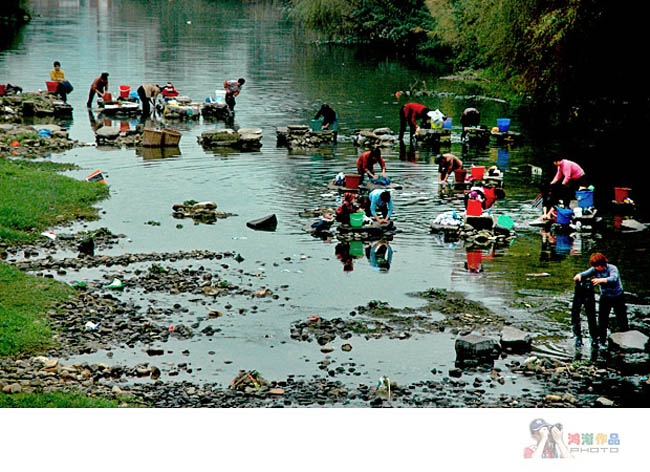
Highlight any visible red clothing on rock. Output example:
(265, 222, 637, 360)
(483, 187, 497, 209)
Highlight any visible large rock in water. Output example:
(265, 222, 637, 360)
(455, 333, 500, 366)
(198, 129, 240, 147)
(500, 326, 532, 353)
(247, 214, 277, 231)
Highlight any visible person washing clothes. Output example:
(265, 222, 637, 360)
(464, 185, 506, 210)
(224, 78, 245, 111)
(137, 84, 162, 116)
(161, 82, 179, 98)
(335, 192, 358, 225)
(399, 102, 437, 142)
(314, 104, 338, 142)
(49, 61, 73, 103)
(460, 107, 480, 141)
(549, 158, 587, 208)
(365, 189, 393, 225)
(435, 153, 463, 183)
(573, 252, 629, 347)
(86, 72, 109, 108)
(356, 148, 387, 184)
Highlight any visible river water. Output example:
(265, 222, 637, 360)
(2, 0, 649, 398)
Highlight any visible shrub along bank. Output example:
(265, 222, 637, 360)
(286, 0, 646, 131)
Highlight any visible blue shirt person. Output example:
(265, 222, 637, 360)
(574, 252, 629, 345)
(367, 189, 393, 224)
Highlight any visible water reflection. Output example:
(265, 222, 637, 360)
(367, 240, 393, 272)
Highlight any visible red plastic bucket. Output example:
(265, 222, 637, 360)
(103, 92, 112, 102)
(466, 251, 482, 271)
(120, 121, 130, 132)
(345, 174, 361, 189)
(470, 166, 485, 180)
(467, 199, 483, 216)
(119, 85, 131, 98)
(454, 169, 468, 183)
(0, 84, 5, 96)
(614, 187, 630, 203)
(46, 81, 59, 92)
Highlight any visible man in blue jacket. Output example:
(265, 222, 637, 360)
(573, 252, 629, 346)
(365, 189, 393, 225)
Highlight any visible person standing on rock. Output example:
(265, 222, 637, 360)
(86, 72, 109, 108)
(224, 78, 245, 111)
(460, 107, 480, 141)
(573, 252, 629, 347)
(137, 84, 162, 116)
(435, 153, 463, 184)
(356, 148, 386, 184)
(398, 102, 434, 142)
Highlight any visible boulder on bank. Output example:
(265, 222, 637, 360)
(0, 91, 72, 123)
(455, 333, 500, 365)
(499, 326, 532, 353)
(607, 330, 650, 374)
(608, 330, 649, 352)
(0, 123, 77, 157)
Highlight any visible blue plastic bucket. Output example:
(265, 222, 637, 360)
(556, 207, 573, 225)
(442, 118, 452, 130)
(555, 234, 572, 254)
(576, 190, 594, 208)
(497, 118, 511, 132)
(497, 149, 509, 168)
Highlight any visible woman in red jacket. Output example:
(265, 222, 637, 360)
(399, 102, 434, 142)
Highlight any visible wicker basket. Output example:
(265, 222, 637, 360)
(162, 128, 182, 147)
(142, 128, 163, 147)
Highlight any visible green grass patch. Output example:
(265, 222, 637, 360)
(0, 159, 109, 244)
(0, 391, 120, 408)
(0, 263, 73, 357)
(10, 160, 78, 172)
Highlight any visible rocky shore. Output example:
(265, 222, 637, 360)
(0, 123, 79, 158)
(2, 246, 649, 407)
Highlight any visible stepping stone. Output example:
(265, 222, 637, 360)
(246, 214, 277, 231)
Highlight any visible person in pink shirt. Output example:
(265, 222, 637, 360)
(549, 158, 587, 207)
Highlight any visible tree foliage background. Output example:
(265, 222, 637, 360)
(288, 0, 646, 129)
